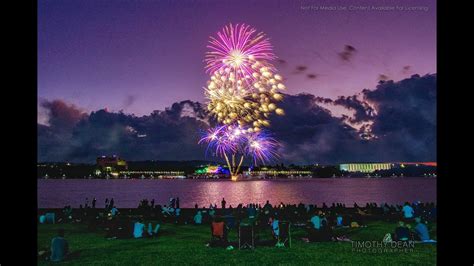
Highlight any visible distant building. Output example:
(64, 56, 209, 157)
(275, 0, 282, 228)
(245, 170, 312, 177)
(96, 155, 128, 175)
(339, 163, 392, 173)
(339, 162, 436, 173)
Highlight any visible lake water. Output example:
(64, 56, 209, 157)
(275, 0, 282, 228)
(37, 178, 436, 208)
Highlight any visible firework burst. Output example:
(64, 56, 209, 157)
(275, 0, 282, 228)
(205, 23, 275, 80)
(200, 23, 285, 180)
(246, 131, 280, 164)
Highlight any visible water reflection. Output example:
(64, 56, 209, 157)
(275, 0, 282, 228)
(38, 178, 436, 208)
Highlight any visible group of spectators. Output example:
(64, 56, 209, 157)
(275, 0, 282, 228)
(38, 198, 436, 261)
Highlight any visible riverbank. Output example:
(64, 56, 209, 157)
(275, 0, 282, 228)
(38, 221, 436, 265)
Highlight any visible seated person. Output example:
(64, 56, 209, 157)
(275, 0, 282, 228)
(248, 206, 256, 218)
(133, 219, 145, 238)
(147, 222, 160, 237)
(39, 214, 46, 224)
(50, 229, 69, 262)
(319, 219, 333, 241)
(110, 206, 119, 217)
(209, 208, 216, 218)
(394, 221, 410, 241)
(194, 211, 203, 225)
(402, 202, 414, 220)
(414, 217, 430, 241)
(271, 216, 280, 239)
(310, 212, 321, 230)
(336, 215, 343, 227)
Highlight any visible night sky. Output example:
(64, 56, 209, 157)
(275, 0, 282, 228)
(38, 0, 436, 117)
(37, 0, 437, 164)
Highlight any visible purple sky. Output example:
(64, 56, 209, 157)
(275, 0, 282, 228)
(38, 0, 436, 118)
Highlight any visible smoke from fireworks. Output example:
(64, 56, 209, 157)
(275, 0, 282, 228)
(200, 23, 285, 179)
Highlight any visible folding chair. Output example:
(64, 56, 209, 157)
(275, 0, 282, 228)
(278, 221, 291, 247)
(224, 215, 236, 229)
(211, 221, 226, 242)
(238, 223, 255, 249)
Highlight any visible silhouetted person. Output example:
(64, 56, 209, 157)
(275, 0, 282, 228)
(110, 198, 114, 208)
(394, 221, 410, 241)
(92, 198, 96, 208)
(176, 197, 180, 209)
(221, 198, 226, 209)
(105, 198, 109, 209)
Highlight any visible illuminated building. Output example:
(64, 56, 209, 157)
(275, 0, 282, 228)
(119, 171, 185, 178)
(339, 163, 392, 173)
(245, 169, 312, 176)
(194, 165, 229, 175)
(339, 162, 436, 173)
(96, 155, 128, 176)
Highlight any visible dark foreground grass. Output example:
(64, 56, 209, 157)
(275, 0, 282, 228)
(38, 221, 436, 265)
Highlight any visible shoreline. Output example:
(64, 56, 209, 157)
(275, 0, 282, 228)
(38, 176, 437, 180)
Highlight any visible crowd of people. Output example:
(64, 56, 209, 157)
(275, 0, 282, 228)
(38, 198, 436, 262)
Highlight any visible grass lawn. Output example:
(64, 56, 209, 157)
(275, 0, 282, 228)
(38, 221, 436, 265)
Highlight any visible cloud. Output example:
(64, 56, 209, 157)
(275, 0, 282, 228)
(122, 95, 137, 109)
(307, 74, 317, 79)
(378, 74, 390, 81)
(40, 99, 87, 130)
(38, 74, 436, 164)
(295, 65, 308, 72)
(338, 45, 357, 62)
(333, 95, 375, 123)
(402, 65, 413, 75)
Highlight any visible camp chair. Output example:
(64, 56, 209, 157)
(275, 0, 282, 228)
(238, 222, 255, 249)
(211, 221, 226, 242)
(278, 221, 291, 247)
(224, 215, 236, 229)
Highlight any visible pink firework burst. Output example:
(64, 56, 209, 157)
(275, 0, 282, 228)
(205, 23, 275, 79)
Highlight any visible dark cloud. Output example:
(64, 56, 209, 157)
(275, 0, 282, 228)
(122, 95, 137, 109)
(333, 95, 375, 123)
(38, 74, 436, 164)
(314, 97, 333, 104)
(378, 74, 390, 81)
(307, 74, 317, 79)
(402, 65, 412, 75)
(277, 59, 287, 64)
(338, 45, 357, 62)
(295, 65, 308, 72)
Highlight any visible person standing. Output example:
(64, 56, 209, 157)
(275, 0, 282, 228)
(221, 198, 226, 209)
(92, 198, 96, 208)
